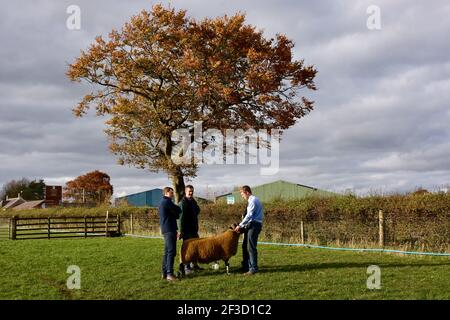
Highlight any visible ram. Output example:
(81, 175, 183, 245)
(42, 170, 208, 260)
(178, 224, 242, 276)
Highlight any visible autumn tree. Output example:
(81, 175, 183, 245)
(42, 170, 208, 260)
(64, 170, 113, 205)
(67, 5, 317, 202)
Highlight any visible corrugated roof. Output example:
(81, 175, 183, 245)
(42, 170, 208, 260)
(12, 200, 45, 211)
(2, 197, 26, 209)
(116, 188, 163, 199)
(215, 180, 336, 201)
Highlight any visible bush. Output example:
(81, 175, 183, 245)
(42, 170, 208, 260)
(1, 193, 448, 252)
(0, 206, 154, 218)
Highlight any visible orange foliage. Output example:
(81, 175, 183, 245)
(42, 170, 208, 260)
(67, 4, 317, 200)
(64, 170, 113, 205)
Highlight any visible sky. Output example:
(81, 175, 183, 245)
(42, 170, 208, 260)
(1, 0, 449, 199)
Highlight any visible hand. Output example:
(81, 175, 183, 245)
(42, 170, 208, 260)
(177, 232, 183, 240)
(234, 226, 241, 232)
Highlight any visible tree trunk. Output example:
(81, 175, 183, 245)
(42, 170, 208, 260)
(170, 170, 185, 204)
(164, 134, 186, 204)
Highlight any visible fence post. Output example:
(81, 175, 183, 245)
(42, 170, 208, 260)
(392, 211, 397, 244)
(117, 215, 121, 235)
(10, 216, 16, 240)
(105, 210, 109, 237)
(130, 213, 134, 235)
(47, 217, 51, 239)
(378, 210, 384, 247)
(300, 220, 305, 244)
(84, 216, 87, 238)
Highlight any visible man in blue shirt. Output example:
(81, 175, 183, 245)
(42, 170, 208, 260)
(158, 187, 181, 281)
(234, 185, 263, 275)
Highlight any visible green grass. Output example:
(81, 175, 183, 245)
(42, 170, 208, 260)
(0, 237, 448, 300)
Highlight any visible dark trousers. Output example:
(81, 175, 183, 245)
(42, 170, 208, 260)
(162, 232, 177, 276)
(241, 221, 262, 273)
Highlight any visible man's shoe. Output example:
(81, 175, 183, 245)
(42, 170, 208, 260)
(244, 271, 256, 276)
(185, 268, 194, 275)
(166, 274, 178, 281)
(161, 274, 167, 280)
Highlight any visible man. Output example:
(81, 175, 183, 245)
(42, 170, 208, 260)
(158, 187, 181, 281)
(178, 185, 203, 272)
(234, 185, 263, 275)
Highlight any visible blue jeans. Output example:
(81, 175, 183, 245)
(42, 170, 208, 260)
(162, 232, 177, 276)
(241, 221, 262, 273)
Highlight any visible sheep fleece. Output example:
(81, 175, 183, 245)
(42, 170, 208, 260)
(180, 230, 240, 264)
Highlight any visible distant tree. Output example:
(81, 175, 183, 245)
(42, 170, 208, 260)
(114, 197, 130, 207)
(64, 170, 113, 205)
(67, 5, 317, 202)
(0, 178, 45, 201)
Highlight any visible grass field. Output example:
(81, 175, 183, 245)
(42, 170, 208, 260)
(0, 237, 448, 300)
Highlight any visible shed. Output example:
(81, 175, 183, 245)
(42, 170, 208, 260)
(1, 196, 26, 210)
(12, 200, 46, 211)
(215, 180, 336, 204)
(115, 188, 163, 207)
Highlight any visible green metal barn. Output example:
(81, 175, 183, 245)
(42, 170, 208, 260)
(215, 180, 336, 204)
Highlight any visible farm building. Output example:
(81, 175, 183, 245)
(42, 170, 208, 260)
(0, 195, 46, 211)
(115, 188, 163, 207)
(1, 195, 26, 210)
(12, 200, 45, 211)
(44, 185, 62, 207)
(115, 188, 212, 207)
(215, 180, 336, 204)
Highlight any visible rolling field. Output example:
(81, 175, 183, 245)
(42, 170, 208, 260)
(0, 237, 448, 300)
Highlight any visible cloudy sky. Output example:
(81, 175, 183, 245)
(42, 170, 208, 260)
(1, 0, 449, 199)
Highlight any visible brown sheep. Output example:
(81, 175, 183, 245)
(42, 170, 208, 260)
(178, 224, 242, 276)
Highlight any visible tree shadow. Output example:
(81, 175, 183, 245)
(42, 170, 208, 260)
(256, 261, 450, 274)
(176, 261, 450, 279)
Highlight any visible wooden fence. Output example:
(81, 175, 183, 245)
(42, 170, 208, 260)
(123, 210, 392, 248)
(124, 210, 388, 244)
(0, 218, 9, 240)
(6, 215, 121, 240)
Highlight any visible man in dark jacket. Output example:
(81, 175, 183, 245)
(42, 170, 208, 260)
(159, 187, 181, 281)
(177, 185, 203, 272)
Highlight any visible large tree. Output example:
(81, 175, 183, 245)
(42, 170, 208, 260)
(64, 170, 113, 205)
(67, 5, 317, 202)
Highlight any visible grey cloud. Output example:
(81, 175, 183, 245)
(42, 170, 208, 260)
(1, 0, 449, 197)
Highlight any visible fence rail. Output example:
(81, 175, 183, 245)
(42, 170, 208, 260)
(1, 210, 448, 252)
(6, 215, 121, 240)
(0, 218, 9, 240)
(120, 210, 449, 253)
